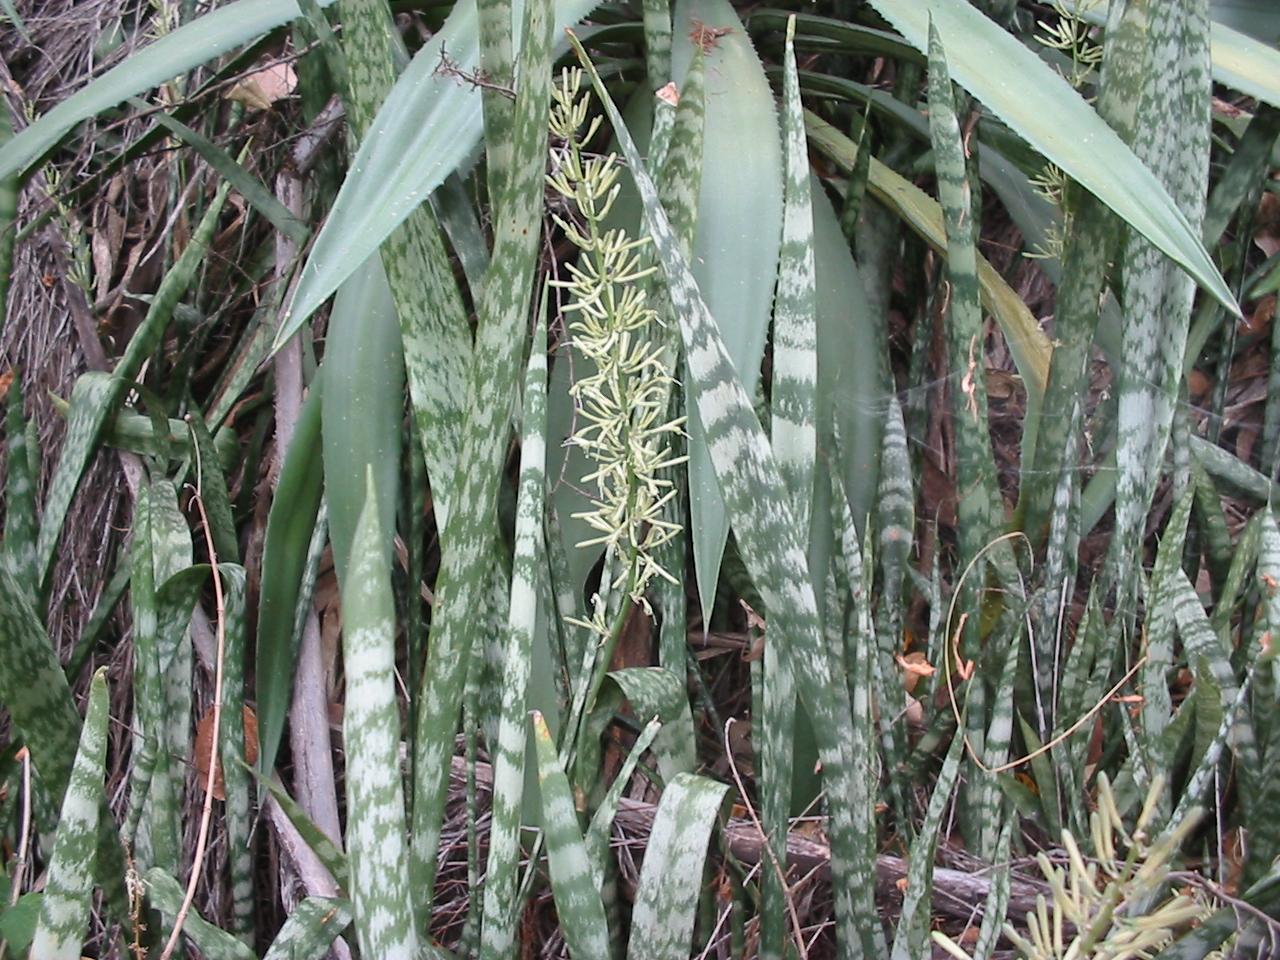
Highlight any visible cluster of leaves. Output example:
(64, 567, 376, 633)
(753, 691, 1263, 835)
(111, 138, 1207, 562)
(0, 0, 1279, 957)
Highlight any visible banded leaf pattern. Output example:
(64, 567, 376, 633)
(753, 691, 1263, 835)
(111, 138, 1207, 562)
(29, 668, 109, 960)
(3, 381, 37, 593)
(479, 311, 547, 960)
(533, 710, 611, 958)
(261, 897, 353, 960)
(409, 0, 554, 903)
(760, 25, 816, 954)
(570, 36, 872, 956)
(340, 472, 418, 960)
(629, 773, 730, 960)
(1109, 0, 1211, 619)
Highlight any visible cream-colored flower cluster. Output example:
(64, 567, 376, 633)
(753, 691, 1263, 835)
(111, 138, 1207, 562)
(548, 69, 686, 612)
(935, 776, 1211, 960)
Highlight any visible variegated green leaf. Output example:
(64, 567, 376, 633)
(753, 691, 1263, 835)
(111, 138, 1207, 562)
(584, 716, 662, 878)
(216, 565, 255, 943)
(144, 868, 257, 960)
(570, 36, 877, 957)
(926, 20, 1002, 568)
(3, 379, 38, 595)
(629, 773, 729, 960)
(479, 311, 547, 960)
(889, 723, 964, 960)
(28, 668, 109, 960)
(278, 0, 599, 340)
(36, 181, 229, 591)
(340, 471, 418, 960)
(409, 0, 554, 905)
(533, 710, 611, 959)
(0, 562, 82, 809)
(864, 0, 1234, 313)
(261, 897, 354, 960)
(1108, 0, 1212, 621)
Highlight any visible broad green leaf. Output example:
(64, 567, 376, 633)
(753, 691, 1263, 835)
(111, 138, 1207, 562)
(340, 471, 418, 960)
(532, 710, 611, 959)
(261, 897, 354, 960)
(321, 255, 403, 585)
(277, 0, 599, 342)
(629, 773, 730, 960)
(582, 667, 696, 787)
(29, 669, 109, 960)
(864, 0, 1236, 314)
(670, 0, 783, 624)
(479, 312, 547, 960)
(0, 0, 338, 180)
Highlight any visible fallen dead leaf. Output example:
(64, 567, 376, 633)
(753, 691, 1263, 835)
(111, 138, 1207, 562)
(226, 62, 297, 111)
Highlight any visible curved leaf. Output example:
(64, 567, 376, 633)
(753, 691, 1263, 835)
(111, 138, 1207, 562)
(864, 0, 1236, 314)
(277, 0, 600, 342)
(29, 669, 109, 960)
(0, 0, 337, 180)
(628, 773, 730, 960)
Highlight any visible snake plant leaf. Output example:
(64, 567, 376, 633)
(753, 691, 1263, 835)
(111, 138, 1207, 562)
(669, 0, 783, 625)
(570, 35, 877, 956)
(864, 0, 1237, 315)
(479, 312, 547, 960)
(255, 379, 324, 789)
(321, 254, 403, 585)
(261, 897, 354, 960)
(28, 669, 109, 960)
(36, 180, 230, 591)
(758, 21, 814, 957)
(532, 710, 612, 959)
(1108, 0, 1212, 624)
(1064, 2, 1280, 109)
(889, 725, 965, 960)
(340, 471, 418, 960)
(144, 868, 258, 960)
(629, 773, 730, 960)
(246, 765, 350, 889)
(0, 0, 341, 181)
(215, 565, 256, 943)
(582, 667, 696, 785)
(0, 563, 82, 806)
(3, 380, 38, 595)
(277, 0, 599, 343)
(584, 717, 662, 879)
(408, 0, 553, 905)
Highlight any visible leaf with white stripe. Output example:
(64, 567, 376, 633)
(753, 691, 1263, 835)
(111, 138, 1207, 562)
(570, 34, 878, 957)
(479, 310, 547, 960)
(29, 668, 109, 960)
(533, 710, 611, 958)
(341, 471, 418, 960)
(629, 773, 730, 960)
